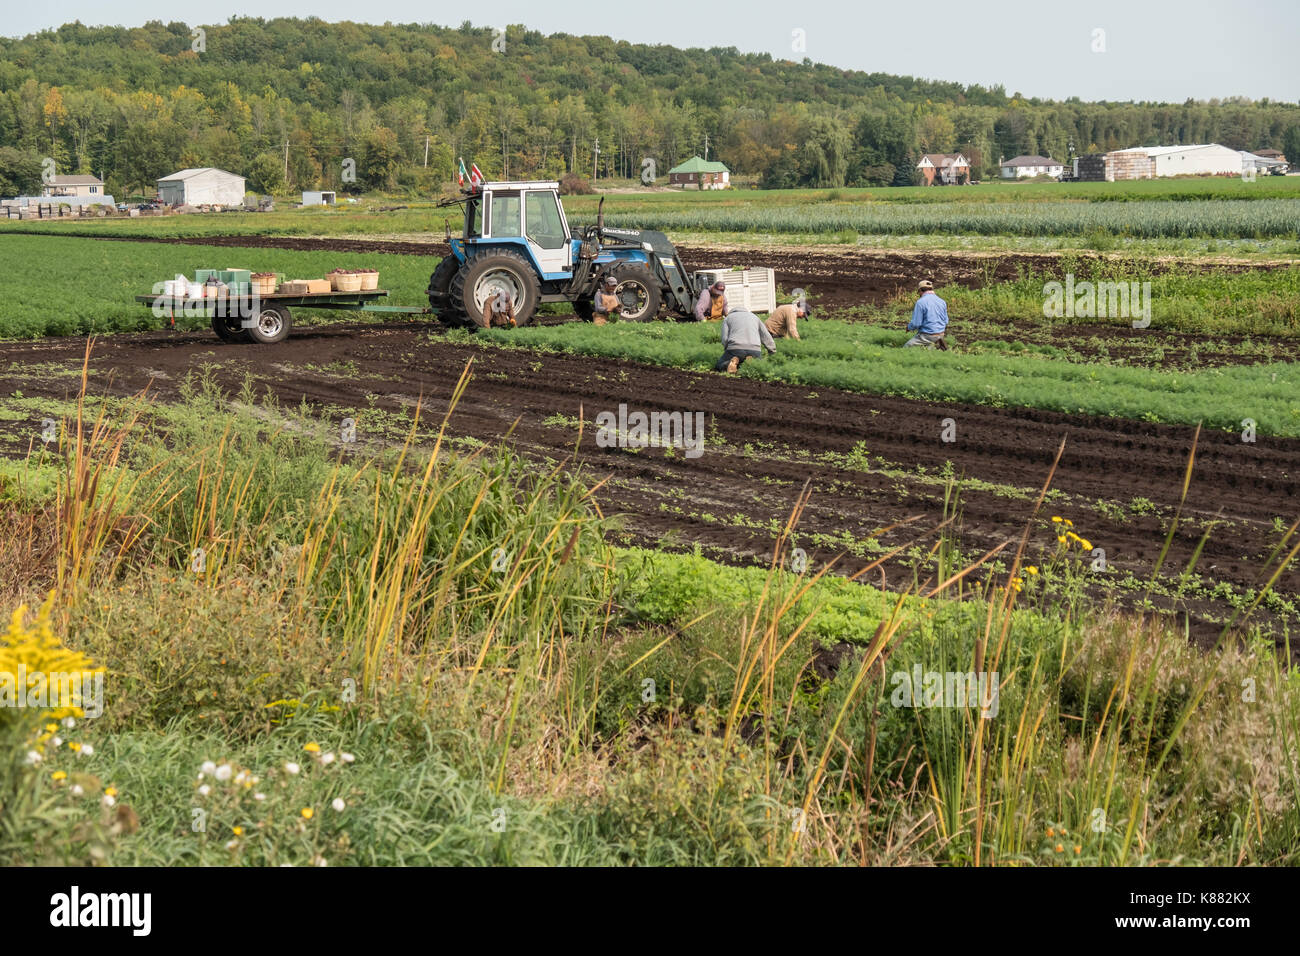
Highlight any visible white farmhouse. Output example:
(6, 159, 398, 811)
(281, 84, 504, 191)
(156, 168, 246, 207)
(999, 155, 1064, 179)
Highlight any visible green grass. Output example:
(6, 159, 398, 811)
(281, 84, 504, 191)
(0, 234, 438, 338)
(477, 320, 1300, 437)
(2, 371, 1297, 866)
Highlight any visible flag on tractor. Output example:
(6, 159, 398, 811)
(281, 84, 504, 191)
(457, 157, 469, 187)
(470, 163, 484, 188)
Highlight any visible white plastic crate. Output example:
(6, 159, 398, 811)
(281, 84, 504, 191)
(692, 267, 777, 313)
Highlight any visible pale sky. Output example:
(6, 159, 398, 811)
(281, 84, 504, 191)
(6, 0, 1297, 103)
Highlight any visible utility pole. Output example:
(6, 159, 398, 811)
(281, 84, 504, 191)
(592, 137, 600, 181)
(283, 140, 289, 186)
(424, 135, 430, 167)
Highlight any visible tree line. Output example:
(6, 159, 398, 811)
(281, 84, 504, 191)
(1, 17, 1297, 199)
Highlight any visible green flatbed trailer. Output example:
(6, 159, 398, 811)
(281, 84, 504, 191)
(134, 290, 432, 344)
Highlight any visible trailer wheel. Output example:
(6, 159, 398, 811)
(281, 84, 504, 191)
(211, 312, 248, 343)
(453, 249, 540, 329)
(247, 305, 291, 344)
(610, 264, 662, 322)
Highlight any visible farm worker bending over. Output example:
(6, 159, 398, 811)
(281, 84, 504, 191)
(905, 279, 949, 349)
(716, 309, 776, 374)
(489, 290, 517, 327)
(592, 275, 620, 326)
(694, 280, 729, 322)
(766, 299, 809, 340)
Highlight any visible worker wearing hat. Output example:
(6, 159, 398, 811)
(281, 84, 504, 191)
(766, 294, 810, 340)
(693, 280, 729, 322)
(592, 274, 620, 326)
(905, 279, 949, 349)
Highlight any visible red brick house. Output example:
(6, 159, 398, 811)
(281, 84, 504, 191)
(916, 153, 971, 185)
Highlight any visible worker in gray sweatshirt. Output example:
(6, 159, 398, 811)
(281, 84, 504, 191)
(715, 309, 777, 373)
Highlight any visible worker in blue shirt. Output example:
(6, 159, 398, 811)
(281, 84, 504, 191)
(905, 279, 950, 349)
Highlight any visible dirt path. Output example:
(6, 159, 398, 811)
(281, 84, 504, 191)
(2, 322, 1296, 644)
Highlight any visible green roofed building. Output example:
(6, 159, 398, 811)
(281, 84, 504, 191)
(667, 156, 731, 189)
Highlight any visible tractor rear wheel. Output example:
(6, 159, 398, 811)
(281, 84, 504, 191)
(609, 264, 662, 322)
(427, 257, 469, 327)
(452, 248, 541, 329)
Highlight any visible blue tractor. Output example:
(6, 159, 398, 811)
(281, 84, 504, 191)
(426, 180, 703, 328)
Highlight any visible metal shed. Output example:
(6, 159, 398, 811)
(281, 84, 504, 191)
(157, 168, 247, 207)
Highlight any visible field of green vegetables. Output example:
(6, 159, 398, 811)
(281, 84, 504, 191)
(3, 233, 1298, 436)
(610, 199, 1300, 239)
(478, 320, 1300, 437)
(3, 177, 1299, 245)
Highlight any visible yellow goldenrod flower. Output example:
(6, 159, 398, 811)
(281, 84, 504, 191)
(104, 786, 117, 797)
(232, 826, 244, 836)
(51, 770, 67, 781)
(1051, 516, 1062, 523)
(1057, 535, 1066, 544)
(1026, 566, 1038, 575)
(1078, 538, 1092, 551)
(1064, 519, 1073, 527)
(303, 742, 321, 753)
(67, 742, 81, 752)
(301, 807, 314, 819)
(45, 722, 58, 733)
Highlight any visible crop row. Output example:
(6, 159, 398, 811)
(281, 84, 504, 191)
(478, 321, 1300, 437)
(609, 199, 1300, 239)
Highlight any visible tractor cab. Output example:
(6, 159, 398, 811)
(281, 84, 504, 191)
(454, 181, 574, 279)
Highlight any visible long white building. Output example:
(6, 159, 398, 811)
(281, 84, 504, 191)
(1109, 144, 1244, 178)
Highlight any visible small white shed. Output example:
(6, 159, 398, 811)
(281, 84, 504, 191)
(157, 168, 246, 207)
(302, 190, 336, 206)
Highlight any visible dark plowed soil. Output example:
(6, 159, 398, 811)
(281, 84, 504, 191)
(2, 322, 1296, 645)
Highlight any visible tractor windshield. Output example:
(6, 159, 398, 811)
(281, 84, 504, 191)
(487, 190, 521, 238)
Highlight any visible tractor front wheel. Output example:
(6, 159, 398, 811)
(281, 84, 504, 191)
(609, 264, 662, 322)
(453, 249, 541, 329)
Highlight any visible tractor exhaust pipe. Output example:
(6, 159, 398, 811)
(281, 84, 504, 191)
(596, 196, 604, 235)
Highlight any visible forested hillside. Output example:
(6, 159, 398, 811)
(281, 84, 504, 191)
(1, 17, 1297, 197)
